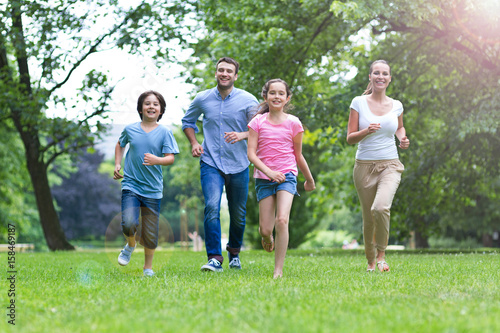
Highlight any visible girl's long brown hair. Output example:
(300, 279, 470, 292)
(255, 78, 294, 115)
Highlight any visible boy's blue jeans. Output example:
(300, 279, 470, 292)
(200, 162, 248, 264)
(121, 189, 161, 249)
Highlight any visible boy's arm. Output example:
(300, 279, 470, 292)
(143, 153, 175, 166)
(114, 141, 125, 180)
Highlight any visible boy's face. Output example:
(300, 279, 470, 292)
(141, 94, 162, 122)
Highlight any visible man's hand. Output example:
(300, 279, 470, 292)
(191, 143, 204, 157)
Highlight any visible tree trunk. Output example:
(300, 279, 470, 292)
(482, 233, 493, 248)
(414, 230, 430, 249)
(12, 110, 75, 251)
(26, 154, 75, 250)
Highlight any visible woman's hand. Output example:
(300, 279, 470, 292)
(399, 136, 410, 149)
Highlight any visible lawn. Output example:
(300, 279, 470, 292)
(1, 248, 499, 333)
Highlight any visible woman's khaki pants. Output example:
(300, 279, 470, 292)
(353, 159, 404, 263)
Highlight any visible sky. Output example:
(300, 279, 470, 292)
(38, 0, 197, 128)
(46, 48, 195, 127)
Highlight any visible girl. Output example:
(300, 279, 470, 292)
(347, 60, 410, 273)
(114, 90, 179, 276)
(247, 79, 315, 279)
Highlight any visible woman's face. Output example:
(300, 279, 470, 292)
(369, 63, 392, 92)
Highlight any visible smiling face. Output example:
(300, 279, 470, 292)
(369, 62, 392, 92)
(215, 61, 238, 91)
(264, 82, 291, 111)
(141, 94, 162, 122)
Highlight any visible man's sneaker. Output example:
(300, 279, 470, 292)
(228, 257, 242, 270)
(201, 258, 223, 272)
(117, 244, 135, 266)
(143, 269, 155, 277)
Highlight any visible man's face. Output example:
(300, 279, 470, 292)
(215, 62, 237, 90)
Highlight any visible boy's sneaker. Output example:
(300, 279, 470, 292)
(201, 258, 223, 272)
(228, 257, 242, 270)
(143, 269, 155, 277)
(117, 244, 135, 266)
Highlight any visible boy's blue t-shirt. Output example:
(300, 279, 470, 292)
(119, 122, 179, 199)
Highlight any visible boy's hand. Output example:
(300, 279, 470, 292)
(143, 153, 158, 166)
(113, 165, 123, 180)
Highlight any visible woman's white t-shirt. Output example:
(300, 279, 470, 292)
(350, 95, 403, 160)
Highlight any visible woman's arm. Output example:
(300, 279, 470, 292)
(247, 128, 286, 183)
(395, 113, 410, 149)
(293, 132, 315, 191)
(346, 108, 381, 144)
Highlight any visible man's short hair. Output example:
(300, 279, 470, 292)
(216, 57, 239, 74)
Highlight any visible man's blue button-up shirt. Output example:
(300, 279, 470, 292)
(182, 86, 259, 174)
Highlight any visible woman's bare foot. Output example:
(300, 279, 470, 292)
(367, 262, 376, 272)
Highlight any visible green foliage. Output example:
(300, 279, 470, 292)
(356, 0, 500, 243)
(0, 120, 43, 246)
(181, 0, 373, 248)
(8, 250, 500, 332)
(0, 0, 193, 249)
(161, 126, 204, 240)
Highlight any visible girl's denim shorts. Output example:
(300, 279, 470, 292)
(255, 172, 299, 202)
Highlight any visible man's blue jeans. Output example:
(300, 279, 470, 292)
(200, 161, 249, 264)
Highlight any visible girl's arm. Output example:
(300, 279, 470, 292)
(293, 132, 315, 191)
(247, 128, 286, 183)
(346, 108, 381, 144)
(143, 153, 175, 166)
(114, 141, 126, 180)
(395, 113, 410, 149)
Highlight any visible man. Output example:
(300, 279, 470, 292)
(182, 57, 259, 272)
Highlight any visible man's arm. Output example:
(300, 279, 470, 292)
(183, 127, 203, 157)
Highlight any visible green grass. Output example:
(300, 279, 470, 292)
(2, 248, 499, 333)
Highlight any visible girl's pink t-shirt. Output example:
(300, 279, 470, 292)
(248, 113, 304, 180)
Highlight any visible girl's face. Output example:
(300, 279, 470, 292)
(369, 63, 391, 92)
(141, 94, 162, 122)
(265, 82, 290, 111)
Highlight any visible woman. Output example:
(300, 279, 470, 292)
(347, 60, 410, 272)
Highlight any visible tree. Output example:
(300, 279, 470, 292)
(178, 0, 372, 247)
(51, 150, 121, 241)
(180, 0, 500, 248)
(0, 119, 42, 246)
(0, 0, 190, 250)
(161, 126, 204, 242)
(329, 0, 500, 246)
